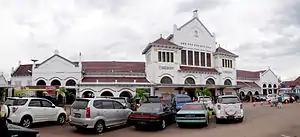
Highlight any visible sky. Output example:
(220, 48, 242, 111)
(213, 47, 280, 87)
(0, 0, 299, 81)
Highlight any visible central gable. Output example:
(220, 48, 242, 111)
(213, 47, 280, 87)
(35, 54, 79, 73)
(171, 11, 216, 52)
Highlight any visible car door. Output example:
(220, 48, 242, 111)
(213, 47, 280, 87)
(113, 101, 127, 123)
(41, 99, 57, 121)
(28, 99, 44, 122)
(101, 100, 118, 126)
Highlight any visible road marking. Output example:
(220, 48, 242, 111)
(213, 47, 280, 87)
(281, 134, 291, 137)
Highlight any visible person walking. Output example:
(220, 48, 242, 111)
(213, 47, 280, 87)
(278, 95, 283, 108)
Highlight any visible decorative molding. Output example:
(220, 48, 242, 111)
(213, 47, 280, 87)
(158, 73, 174, 78)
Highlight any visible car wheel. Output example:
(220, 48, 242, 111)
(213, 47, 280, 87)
(20, 116, 32, 128)
(238, 117, 244, 123)
(160, 120, 166, 130)
(57, 114, 66, 125)
(94, 121, 105, 134)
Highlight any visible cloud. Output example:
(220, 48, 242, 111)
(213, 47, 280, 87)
(0, 0, 299, 81)
(176, 0, 228, 13)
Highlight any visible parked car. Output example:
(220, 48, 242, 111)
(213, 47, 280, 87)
(0, 116, 39, 137)
(253, 95, 267, 101)
(197, 96, 214, 110)
(110, 97, 132, 110)
(69, 98, 132, 134)
(8, 122, 40, 137)
(176, 102, 209, 127)
(266, 94, 277, 102)
(173, 94, 193, 111)
(214, 95, 244, 123)
(129, 103, 176, 130)
(5, 97, 67, 128)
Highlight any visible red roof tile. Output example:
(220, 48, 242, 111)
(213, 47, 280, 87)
(215, 47, 238, 57)
(142, 37, 182, 54)
(237, 82, 260, 88)
(82, 61, 145, 73)
(82, 77, 150, 83)
(11, 64, 32, 76)
(180, 66, 219, 73)
(151, 37, 178, 46)
(236, 70, 265, 79)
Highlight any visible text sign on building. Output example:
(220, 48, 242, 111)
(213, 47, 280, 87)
(159, 66, 174, 70)
(223, 71, 232, 74)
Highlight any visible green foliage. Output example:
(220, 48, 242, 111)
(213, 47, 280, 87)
(196, 88, 212, 97)
(136, 89, 149, 103)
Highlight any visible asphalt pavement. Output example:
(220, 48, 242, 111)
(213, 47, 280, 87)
(32, 103, 300, 137)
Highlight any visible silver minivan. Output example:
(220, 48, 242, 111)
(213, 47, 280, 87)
(69, 98, 132, 133)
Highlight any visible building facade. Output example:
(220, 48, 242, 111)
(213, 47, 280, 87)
(236, 69, 281, 98)
(8, 11, 282, 102)
(281, 76, 300, 94)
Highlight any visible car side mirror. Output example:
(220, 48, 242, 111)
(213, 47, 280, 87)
(51, 104, 55, 108)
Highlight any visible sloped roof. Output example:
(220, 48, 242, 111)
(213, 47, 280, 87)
(282, 76, 300, 88)
(82, 77, 149, 83)
(179, 66, 219, 73)
(142, 37, 182, 54)
(37, 54, 78, 68)
(0, 74, 8, 87)
(11, 64, 33, 76)
(178, 17, 214, 37)
(215, 47, 238, 57)
(237, 82, 260, 88)
(82, 61, 145, 73)
(236, 70, 266, 79)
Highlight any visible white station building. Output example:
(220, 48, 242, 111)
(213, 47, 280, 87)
(8, 11, 281, 101)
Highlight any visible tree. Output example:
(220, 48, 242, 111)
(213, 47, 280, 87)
(196, 88, 212, 97)
(136, 89, 148, 103)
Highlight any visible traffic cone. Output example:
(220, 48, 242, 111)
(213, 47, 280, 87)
(260, 101, 263, 106)
(285, 100, 288, 104)
(253, 102, 256, 107)
(268, 101, 272, 105)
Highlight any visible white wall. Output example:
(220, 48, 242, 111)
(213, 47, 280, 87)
(32, 55, 81, 87)
(10, 76, 32, 88)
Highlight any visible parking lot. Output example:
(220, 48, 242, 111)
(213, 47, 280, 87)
(31, 103, 300, 137)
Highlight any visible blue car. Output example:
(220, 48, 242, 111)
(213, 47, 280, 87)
(174, 94, 193, 111)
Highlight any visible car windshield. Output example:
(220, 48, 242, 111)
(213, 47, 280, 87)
(182, 104, 205, 110)
(149, 98, 161, 103)
(138, 103, 162, 113)
(5, 98, 28, 106)
(176, 97, 192, 103)
(72, 99, 89, 109)
(220, 97, 240, 104)
(112, 98, 126, 103)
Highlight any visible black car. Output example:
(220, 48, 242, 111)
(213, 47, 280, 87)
(0, 118, 39, 137)
(8, 123, 40, 137)
(129, 103, 176, 130)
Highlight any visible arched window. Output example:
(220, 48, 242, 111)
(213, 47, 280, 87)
(184, 77, 195, 85)
(51, 79, 61, 86)
(160, 76, 173, 84)
(36, 80, 46, 86)
(82, 91, 95, 98)
(101, 91, 114, 97)
(66, 79, 76, 86)
(273, 84, 277, 88)
(119, 91, 132, 98)
(224, 79, 232, 86)
(263, 84, 267, 88)
(268, 84, 272, 88)
(206, 78, 215, 85)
